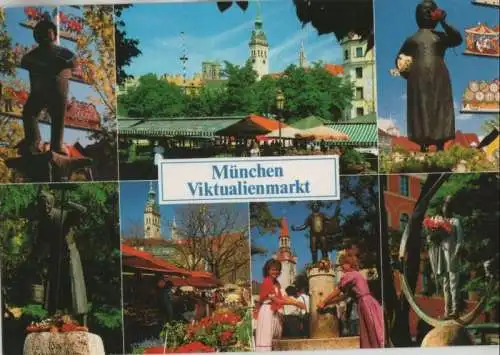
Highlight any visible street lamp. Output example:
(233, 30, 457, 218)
(276, 89, 285, 154)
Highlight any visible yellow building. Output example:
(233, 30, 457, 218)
(161, 73, 205, 95)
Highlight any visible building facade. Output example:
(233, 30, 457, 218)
(341, 34, 377, 119)
(272, 217, 297, 291)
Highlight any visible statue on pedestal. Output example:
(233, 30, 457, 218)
(395, 0, 462, 152)
(37, 190, 87, 320)
(291, 201, 341, 263)
(18, 13, 76, 156)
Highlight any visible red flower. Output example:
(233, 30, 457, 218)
(173, 342, 216, 353)
(219, 331, 234, 344)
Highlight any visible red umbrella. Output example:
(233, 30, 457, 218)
(121, 244, 190, 276)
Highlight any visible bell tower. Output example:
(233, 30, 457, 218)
(144, 182, 161, 239)
(249, 1, 269, 80)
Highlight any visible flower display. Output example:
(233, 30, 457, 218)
(26, 314, 88, 333)
(423, 216, 453, 245)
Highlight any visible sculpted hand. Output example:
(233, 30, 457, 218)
(317, 301, 326, 310)
(439, 10, 447, 23)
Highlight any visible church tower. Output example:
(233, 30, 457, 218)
(169, 216, 178, 241)
(249, 2, 269, 80)
(144, 182, 161, 239)
(299, 41, 308, 69)
(273, 217, 297, 290)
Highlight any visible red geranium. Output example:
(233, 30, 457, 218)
(218, 331, 234, 344)
(423, 216, 453, 245)
(143, 347, 174, 354)
(173, 342, 216, 353)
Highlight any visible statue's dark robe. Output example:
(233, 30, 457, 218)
(397, 28, 462, 145)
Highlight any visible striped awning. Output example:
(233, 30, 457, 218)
(327, 122, 377, 146)
(118, 117, 243, 138)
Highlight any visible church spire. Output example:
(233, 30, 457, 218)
(299, 41, 308, 69)
(249, 0, 269, 80)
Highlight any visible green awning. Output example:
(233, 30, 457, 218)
(118, 117, 243, 138)
(290, 115, 328, 130)
(327, 122, 377, 146)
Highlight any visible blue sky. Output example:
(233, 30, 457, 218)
(2, 6, 108, 147)
(375, 0, 499, 137)
(120, 1, 342, 78)
(119, 180, 249, 239)
(251, 176, 377, 283)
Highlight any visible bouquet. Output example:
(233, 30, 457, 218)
(423, 216, 453, 245)
(390, 54, 413, 77)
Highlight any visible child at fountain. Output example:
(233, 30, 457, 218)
(317, 252, 384, 348)
(255, 259, 305, 351)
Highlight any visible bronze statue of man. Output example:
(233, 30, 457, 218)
(18, 13, 76, 156)
(37, 190, 87, 318)
(292, 202, 340, 263)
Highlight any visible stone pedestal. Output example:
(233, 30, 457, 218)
(273, 336, 359, 350)
(6, 152, 93, 182)
(24, 332, 105, 355)
(307, 267, 339, 339)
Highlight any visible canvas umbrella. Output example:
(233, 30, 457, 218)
(296, 125, 349, 141)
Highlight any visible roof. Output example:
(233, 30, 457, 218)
(324, 64, 344, 76)
(117, 116, 242, 137)
(391, 131, 480, 152)
(215, 115, 288, 137)
(290, 115, 328, 129)
(121, 244, 190, 276)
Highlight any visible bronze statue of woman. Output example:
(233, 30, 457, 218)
(396, 0, 462, 152)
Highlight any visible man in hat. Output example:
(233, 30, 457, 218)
(18, 13, 76, 156)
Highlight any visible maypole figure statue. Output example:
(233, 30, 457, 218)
(37, 190, 88, 323)
(426, 195, 464, 320)
(394, 0, 462, 152)
(17, 12, 76, 156)
(291, 201, 341, 264)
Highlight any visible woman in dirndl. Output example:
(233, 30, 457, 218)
(254, 259, 305, 351)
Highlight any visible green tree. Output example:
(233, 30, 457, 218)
(114, 5, 142, 85)
(220, 60, 258, 115)
(0, 9, 16, 76)
(275, 63, 353, 122)
(480, 115, 499, 135)
(119, 74, 186, 117)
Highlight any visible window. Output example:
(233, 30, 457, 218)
(400, 175, 409, 196)
(356, 107, 364, 116)
(344, 49, 349, 61)
(355, 67, 363, 79)
(355, 87, 364, 100)
(399, 213, 409, 232)
(356, 47, 363, 57)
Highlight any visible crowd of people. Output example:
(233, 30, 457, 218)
(155, 276, 249, 325)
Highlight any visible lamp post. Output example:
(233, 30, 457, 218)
(276, 89, 285, 154)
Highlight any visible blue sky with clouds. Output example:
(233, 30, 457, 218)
(120, 1, 343, 78)
(375, 0, 499, 137)
(2, 6, 108, 146)
(119, 180, 249, 240)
